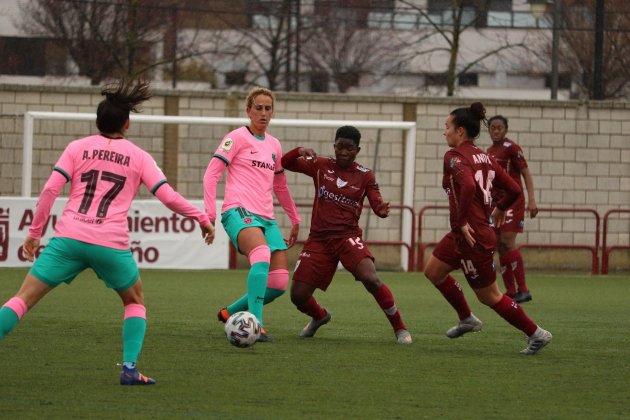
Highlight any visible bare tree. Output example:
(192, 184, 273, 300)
(399, 0, 532, 97)
(300, 10, 408, 93)
(557, 0, 630, 99)
(18, 0, 219, 86)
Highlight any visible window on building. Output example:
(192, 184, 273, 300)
(425, 73, 448, 86)
(545, 73, 572, 90)
(224, 70, 246, 86)
(314, 0, 394, 28)
(310, 72, 330, 92)
(458, 73, 478, 86)
(428, 0, 512, 27)
(0, 37, 66, 76)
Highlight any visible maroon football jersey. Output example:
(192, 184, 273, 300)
(282, 147, 383, 240)
(443, 140, 521, 250)
(486, 138, 528, 201)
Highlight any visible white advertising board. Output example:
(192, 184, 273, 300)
(0, 197, 228, 269)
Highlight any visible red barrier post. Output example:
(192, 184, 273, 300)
(601, 209, 630, 274)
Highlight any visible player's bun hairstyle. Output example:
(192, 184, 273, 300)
(335, 125, 361, 145)
(488, 114, 509, 130)
(96, 79, 152, 134)
(450, 102, 487, 139)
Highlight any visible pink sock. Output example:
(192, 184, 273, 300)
(3, 297, 28, 320)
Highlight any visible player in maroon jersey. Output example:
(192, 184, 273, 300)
(487, 115, 538, 303)
(281, 125, 412, 345)
(424, 102, 551, 354)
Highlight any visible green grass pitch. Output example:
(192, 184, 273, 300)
(0, 268, 628, 419)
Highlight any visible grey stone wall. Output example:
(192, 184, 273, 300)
(1, 84, 628, 272)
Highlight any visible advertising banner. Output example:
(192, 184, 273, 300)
(0, 197, 228, 269)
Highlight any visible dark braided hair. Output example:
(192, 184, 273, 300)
(96, 80, 152, 134)
(450, 102, 487, 139)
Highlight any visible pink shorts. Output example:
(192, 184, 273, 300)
(293, 236, 374, 291)
(432, 231, 497, 289)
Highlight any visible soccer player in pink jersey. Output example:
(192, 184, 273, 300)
(281, 126, 412, 345)
(424, 102, 551, 355)
(205, 87, 300, 342)
(0, 80, 214, 384)
(487, 115, 538, 303)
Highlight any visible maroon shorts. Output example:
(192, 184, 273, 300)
(497, 194, 525, 233)
(292, 236, 374, 291)
(432, 231, 497, 289)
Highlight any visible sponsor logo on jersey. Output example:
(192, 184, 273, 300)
(327, 169, 335, 174)
(503, 141, 511, 147)
(357, 165, 369, 173)
(318, 185, 360, 208)
(251, 160, 275, 170)
(220, 138, 233, 151)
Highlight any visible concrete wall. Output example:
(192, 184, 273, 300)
(1, 84, 628, 272)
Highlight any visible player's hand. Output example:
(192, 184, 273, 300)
(299, 147, 318, 161)
(528, 199, 539, 218)
(460, 223, 476, 247)
(375, 199, 390, 218)
(491, 207, 506, 229)
(22, 236, 40, 262)
(201, 222, 215, 245)
(285, 223, 299, 248)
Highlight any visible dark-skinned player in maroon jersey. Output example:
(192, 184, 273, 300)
(424, 102, 551, 355)
(487, 115, 538, 303)
(281, 125, 412, 345)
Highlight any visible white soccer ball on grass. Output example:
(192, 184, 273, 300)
(224, 311, 261, 348)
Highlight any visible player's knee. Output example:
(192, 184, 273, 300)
(267, 269, 289, 291)
(360, 276, 381, 293)
(248, 245, 271, 266)
(290, 289, 307, 307)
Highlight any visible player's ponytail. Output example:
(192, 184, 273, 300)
(96, 79, 152, 135)
(450, 102, 487, 140)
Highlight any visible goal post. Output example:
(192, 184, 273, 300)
(22, 111, 417, 270)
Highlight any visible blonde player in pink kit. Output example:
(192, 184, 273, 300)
(205, 87, 300, 342)
(0, 80, 214, 385)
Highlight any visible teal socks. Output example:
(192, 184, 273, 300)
(226, 286, 286, 315)
(122, 317, 146, 364)
(244, 262, 269, 325)
(0, 306, 19, 340)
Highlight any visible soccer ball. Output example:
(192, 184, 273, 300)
(224, 311, 261, 348)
